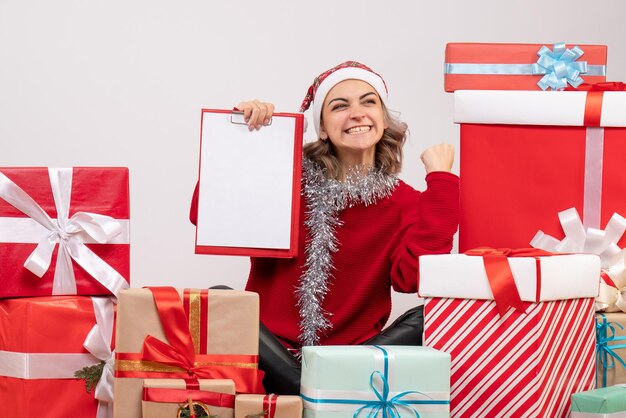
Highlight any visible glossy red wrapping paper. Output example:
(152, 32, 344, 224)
(458, 124, 626, 251)
(0, 167, 130, 297)
(0, 296, 110, 417)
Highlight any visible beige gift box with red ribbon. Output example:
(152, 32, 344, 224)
(114, 288, 264, 418)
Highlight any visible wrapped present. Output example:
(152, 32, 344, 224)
(114, 287, 264, 418)
(419, 251, 600, 417)
(300, 345, 450, 418)
(444, 42, 607, 91)
(0, 295, 115, 418)
(596, 313, 626, 388)
(454, 85, 626, 253)
(571, 385, 626, 417)
(596, 251, 626, 312)
(235, 394, 302, 418)
(142, 379, 235, 418)
(0, 167, 130, 298)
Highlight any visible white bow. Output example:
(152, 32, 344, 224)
(83, 298, 115, 418)
(0, 168, 129, 296)
(531, 207, 626, 311)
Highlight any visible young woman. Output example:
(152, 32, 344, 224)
(191, 61, 459, 394)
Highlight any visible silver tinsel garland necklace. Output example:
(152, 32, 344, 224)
(296, 158, 398, 346)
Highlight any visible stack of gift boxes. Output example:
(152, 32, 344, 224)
(113, 286, 304, 418)
(0, 167, 130, 417)
(0, 168, 305, 418)
(416, 42, 626, 417)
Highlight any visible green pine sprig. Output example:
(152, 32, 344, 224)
(74, 361, 105, 394)
(177, 402, 218, 418)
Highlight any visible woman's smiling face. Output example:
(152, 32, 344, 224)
(319, 79, 388, 167)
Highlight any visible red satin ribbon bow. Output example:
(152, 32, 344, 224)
(142, 287, 203, 378)
(140, 287, 265, 393)
(464, 248, 553, 317)
(566, 82, 626, 127)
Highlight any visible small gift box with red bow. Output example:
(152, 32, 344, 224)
(142, 379, 236, 418)
(454, 83, 626, 253)
(444, 42, 607, 91)
(419, 250, 601, 418)
(113, 287, 264, 418)
(0, 167, 130, 298)
(234, 394, 302, 418)
(0, 295, 115, 418)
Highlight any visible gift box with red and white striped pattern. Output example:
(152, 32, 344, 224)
(419, 253, 601, 418)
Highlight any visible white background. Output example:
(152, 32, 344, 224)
(2, 0, 626, 323)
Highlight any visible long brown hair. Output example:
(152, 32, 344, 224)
(303, 104, 408, 180)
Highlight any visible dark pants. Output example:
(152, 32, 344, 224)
(259, 305, 424, 395)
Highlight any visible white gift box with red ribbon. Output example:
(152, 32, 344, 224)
(419, 252, 600, 417)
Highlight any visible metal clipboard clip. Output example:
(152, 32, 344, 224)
(230, 111, 273, 126)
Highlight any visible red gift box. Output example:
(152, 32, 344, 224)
(0, 167, 130, 297)
(0, 296, 115, 418)
(455, 89, 626, 252)
(419, 253, 599, 417)
(444, 42, 607, 92)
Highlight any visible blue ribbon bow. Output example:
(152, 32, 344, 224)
(353, 369, 422, 418)
(352, 346, 433, 418)
(596, 314, 626, 387)
(532, 42, 588, 90)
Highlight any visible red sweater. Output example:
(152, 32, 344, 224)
(191, 171, 459, 349)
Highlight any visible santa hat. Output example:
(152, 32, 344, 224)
(299, 61, 388, 137)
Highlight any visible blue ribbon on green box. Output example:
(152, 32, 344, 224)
(301, 345, 450, 418)
(596, 314, 626, 388)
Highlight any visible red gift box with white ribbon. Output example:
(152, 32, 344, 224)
(0, 296, 116, 418)
(455, 85, 626, 253)
(0, 167, 130, 297)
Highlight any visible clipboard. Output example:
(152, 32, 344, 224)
(194, 109, 304, 258)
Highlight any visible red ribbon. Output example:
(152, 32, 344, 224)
(464, 248, 554, 317)
(566, 82, 626, 127)
(601, 270, 618, 288)
(263, 394, 278, 418)
(117, 286, 265, 393)
(574, 82, 626, 92)
(142, 386, 235, 408)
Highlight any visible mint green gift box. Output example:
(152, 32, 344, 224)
(571, 385, 626, 417)
(300, 345, 450, 418)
